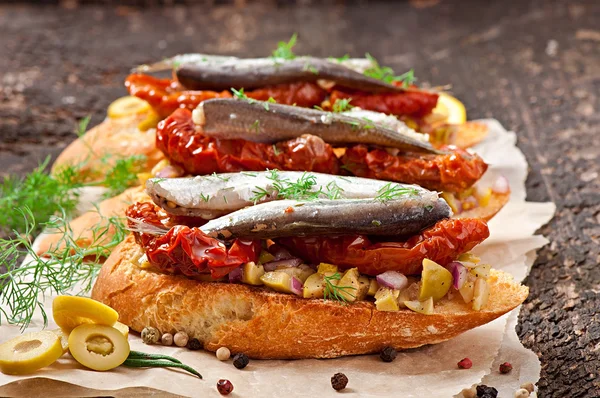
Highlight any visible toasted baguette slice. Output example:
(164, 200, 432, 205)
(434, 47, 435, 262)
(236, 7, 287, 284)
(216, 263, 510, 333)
(92, 235, 528, 359)
(52, 114, 164, 183)
(36, 187, 150, 256)
(447, 122, 488, 148)
(454, 192, 510, 222)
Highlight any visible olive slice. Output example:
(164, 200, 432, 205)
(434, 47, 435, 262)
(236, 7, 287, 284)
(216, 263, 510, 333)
(113, 321, 130, 339)
(50, 329, 69, 354)
(69, 324, 130, 371)
(53, 296, 119, 332)
(0, 331, 63, 375)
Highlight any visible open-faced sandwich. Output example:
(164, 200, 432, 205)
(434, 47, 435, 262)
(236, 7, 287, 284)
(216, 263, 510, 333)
(91, 171, 527, 359)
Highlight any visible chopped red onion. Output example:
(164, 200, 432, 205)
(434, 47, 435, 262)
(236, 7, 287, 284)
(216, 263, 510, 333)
(228, 267, 243, 283)
(376, 271, 408, 290)
(155, 164, 184, 179)
(290, 276, 303, 296)
(446, 261, 467, 289)
(263, 258, 303, 272)
(491, 175, 510, 194)
(269, 245, 294, 261)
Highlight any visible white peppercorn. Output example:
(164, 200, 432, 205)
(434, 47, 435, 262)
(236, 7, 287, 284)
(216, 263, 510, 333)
(514, 388, 530, 398)
(141, 326, 160, 344)
(161, 333, 173, 346)
(174, 331, 189, 347)
(520, 382, 535, 394)
(461, 386, 477, 398)
(216, 347, 231, 361)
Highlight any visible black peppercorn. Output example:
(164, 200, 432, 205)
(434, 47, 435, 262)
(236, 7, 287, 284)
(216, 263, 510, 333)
(476, 385, 498, 398)
(217, 379, 234, 395)
(186, 338, 202, 351)
(330, 372, 348, 391)
(232, 353, 250, 369)
(380, 346, 397, 362)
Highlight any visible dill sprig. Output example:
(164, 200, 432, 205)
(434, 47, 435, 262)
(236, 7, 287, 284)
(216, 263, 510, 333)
(323, 272, 356, 303)
(250, 170, 324, 204)
(332, 98, 353, 113)
(375, 182, 419, 202)
(364, 53, 416, 87)
(271, 33, 297, 60)
(0, 207, 128, 330)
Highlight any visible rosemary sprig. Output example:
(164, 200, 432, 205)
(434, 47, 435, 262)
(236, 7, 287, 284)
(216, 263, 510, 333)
(364, 53, 416, 87)
(375, 182, 419, 202)
(0, 207, 128, 330)
(323, 272, 356, 303)
(271, 33, 297, 60)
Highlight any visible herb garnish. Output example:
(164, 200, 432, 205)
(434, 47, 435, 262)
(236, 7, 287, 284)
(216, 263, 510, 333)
(200, 193, 210, 202)
(250, 170, 323, 204)
(251, 120, 261, 133)
(332, 98, 353, 113)
(364, 53, 416, 87)
(375, 182, 419, 202)
(324, 272, 356, 303)
(271, 33, 298, 60)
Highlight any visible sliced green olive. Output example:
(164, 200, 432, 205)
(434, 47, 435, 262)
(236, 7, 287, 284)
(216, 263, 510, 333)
(419, 259, 452, 301)
(53, 296, 118, 332)
(0, 331, 63, 375)
(68, 324, 130, 371)
(50, 329, 70, 354)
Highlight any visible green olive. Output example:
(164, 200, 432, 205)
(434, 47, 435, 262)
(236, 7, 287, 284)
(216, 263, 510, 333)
(0, 331, 63, 375)
(419, 259, 453, 301)
(68, 324, 130, 371)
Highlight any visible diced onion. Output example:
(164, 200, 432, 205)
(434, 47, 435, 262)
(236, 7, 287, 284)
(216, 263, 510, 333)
(270, 245, 294, 261)
(290, 276, 303, 296)
(376, 271, 408, 290)
(228, 267, 243, 283)
(446, 261, 468, 289)
(263, 258, 303, 272)
(491, 175, 510, 194)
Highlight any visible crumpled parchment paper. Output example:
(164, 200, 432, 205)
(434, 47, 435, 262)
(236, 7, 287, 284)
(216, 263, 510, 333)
(0, 119, 555, 397)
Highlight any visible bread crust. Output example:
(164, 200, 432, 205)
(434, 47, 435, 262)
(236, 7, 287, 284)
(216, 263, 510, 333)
(92, 235, 528, 359)
(51, 114, 164, 182)
(455, 192, 510, 222)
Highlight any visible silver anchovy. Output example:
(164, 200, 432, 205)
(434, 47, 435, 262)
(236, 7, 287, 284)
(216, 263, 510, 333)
(146, 171, 434, 218)
(193, 98, 442, 154)
(200, 196, 451, 240)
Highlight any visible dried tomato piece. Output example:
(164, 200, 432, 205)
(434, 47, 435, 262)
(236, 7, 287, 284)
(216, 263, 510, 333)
(276, 218, 489, 276)
(340, 145, 487, 192)
(156, 108, 340, 175)
(330, 88, 439, 119)
(245, 82, 327, 108)
(126, 202, 260, 278)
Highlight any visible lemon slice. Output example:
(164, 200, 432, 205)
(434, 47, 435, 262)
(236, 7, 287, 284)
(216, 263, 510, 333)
(107, 96, 150, 119)
(53, 296, 119, 332)
(432, 93, 467, 124)
(0, 331, 64, 375)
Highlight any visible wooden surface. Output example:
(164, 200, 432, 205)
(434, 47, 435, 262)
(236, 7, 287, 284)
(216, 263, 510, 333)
(1, 1, 599, 396)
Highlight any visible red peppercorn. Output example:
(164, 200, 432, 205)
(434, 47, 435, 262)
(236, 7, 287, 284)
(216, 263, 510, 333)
(217, 379, 234, 395)
(499, 362, 513, 374)
(458, 358, 473, 369)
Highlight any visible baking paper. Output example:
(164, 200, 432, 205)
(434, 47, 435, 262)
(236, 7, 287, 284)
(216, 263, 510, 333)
(0, 119, 555, 397)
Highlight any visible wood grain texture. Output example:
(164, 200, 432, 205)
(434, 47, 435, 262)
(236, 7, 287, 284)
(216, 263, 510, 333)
(0, 0, 598, 395)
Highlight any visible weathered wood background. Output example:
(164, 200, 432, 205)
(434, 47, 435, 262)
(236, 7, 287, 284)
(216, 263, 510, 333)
(0, 1, 599, 396)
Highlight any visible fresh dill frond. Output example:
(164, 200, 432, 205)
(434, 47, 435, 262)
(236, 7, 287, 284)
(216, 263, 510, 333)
(231, 87, 256, 104)
(325, 180, 344, 200)
(0, 207, 127, 330)
(332, 98, 353, 113)
(323, 272, 356, 303)
(200, 193, 210, 202)
(241, 172, 258, 177)
(364, 53, 417, 87)
(263, 97, 277, 111)
(101, 155, 146, 198)
(249, 170, 325, 203)
(251, 120, 261, 134)
(77, 116, 91, 137)
(210, 172, 231, 182)
(328, 54, 350, 62)
(375, 182, 419, 202)
(272, 144, 280, 156)
(271, 33, 298, 60)
(302, 61, 319, 75)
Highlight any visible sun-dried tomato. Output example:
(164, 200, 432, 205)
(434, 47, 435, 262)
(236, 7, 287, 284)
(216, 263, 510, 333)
(340, 144, 487, 192)
(276, 218, 489, 276)
(156, 108, 341, 175)
(244, 82, 327, 108)
(330, 88, 439, 119)
(126, 202, 260, 278)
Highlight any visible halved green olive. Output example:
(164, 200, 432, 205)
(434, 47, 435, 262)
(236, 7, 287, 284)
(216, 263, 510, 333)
(0, 331, 63, 375)
(68, 324, 130, 371)
(53, 296, 118, 332)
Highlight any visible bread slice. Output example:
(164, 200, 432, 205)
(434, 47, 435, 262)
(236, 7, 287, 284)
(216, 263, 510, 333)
(454, 192, 510, 222)
(52, 114, 164, 183)
(92, 235, 528, 359)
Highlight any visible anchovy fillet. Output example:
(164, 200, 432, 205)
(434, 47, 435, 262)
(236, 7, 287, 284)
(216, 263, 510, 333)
(200, 197, 451, 240)
(146, 171, 435, 218)
(193, 99, 441, 154)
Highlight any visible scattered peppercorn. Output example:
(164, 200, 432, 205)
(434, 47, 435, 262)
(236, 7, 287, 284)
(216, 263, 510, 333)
(187, 338, 202, 351)
(217, 379, 234, 395)
(520, 382, 534, 393)
(233, 353, 249, 369)
(141, 326, 160, 345)
(514, 388, 530, 398)
(216, 347, 231, 361)
(174, 331, 189, 347)
(476, 385, 498, 398)
(161, 333, 173, 346)
(380, 346, 397, 362)
(330, 372, 348, 391)
(499, 362, 513, 374)
(458, 358, 473, 369)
